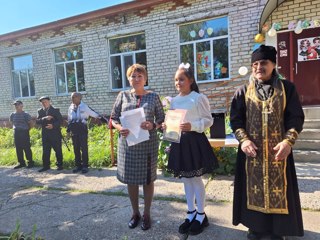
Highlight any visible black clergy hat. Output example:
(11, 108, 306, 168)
(251, 45, 277, 64)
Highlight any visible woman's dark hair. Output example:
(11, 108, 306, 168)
(178, 63, 199, 93)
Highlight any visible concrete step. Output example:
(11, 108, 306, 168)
(303, 107, 320, 119)
(299, 129, 320, 140)
(303, 119, 320, 129)
(294, 139, 320, 151)
(293, 150, 320, 162)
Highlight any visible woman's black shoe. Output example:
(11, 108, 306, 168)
(141, 214, 151, 230)
(178, 210, 196, 234)
(128, 214, 141, 229)
(188, 212, 209, 235)
(247, 229, 263, 240)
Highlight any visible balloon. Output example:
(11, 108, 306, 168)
(294, 21, 303, 34)
(190, 30, 196, 38)
(268, 27, 277, 37)
(254, 33, 265, 43)
(238, 66, 248, 76)
(207, 27, 213, 35)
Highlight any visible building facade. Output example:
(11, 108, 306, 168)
(0, 0, 319, 122)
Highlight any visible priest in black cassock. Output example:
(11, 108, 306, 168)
(230, 45, 304, 240)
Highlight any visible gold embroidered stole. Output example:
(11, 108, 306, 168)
(245, 79, 288, 214)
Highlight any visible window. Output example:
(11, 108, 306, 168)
(11, 55, 35, 98)
(179, 16, 229, 82)
(54, 45, 85, 94)
(109, 33, 147, 90)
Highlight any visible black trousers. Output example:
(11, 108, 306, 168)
(42, 131, 63, 168)
(70, 123, 89, 168)
(14, 129, 33, 165)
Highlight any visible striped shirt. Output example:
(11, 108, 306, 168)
(9, 112, 32, 130)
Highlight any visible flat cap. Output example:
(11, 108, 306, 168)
(39, 96, 50, 102)
(13, 100, 23, 105)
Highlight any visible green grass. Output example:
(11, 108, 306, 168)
(0, 123, 237, 175)
(0, 125, 117, 169)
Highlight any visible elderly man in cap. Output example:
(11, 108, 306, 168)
(36, 96, 63, 172)
(67, 92, 106, 174)
(9, 100, 34, 169)
(230, 45, 304, 240)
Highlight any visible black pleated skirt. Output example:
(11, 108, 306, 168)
(167, 131, 219, 178)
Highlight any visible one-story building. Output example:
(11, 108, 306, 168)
(0, 0, 319, 122)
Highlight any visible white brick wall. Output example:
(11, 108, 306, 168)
(0, 0, 312, 121)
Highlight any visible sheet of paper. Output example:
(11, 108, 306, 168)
(163, 109, 187, 143)
(119, 107, 149, 146)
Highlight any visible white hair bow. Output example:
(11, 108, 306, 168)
(179, 62, 190, 69)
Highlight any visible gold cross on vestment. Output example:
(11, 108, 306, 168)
(251, 131, 258, 140)
(272, 187, 282, 196)
(251, 158, 258, 167)
(271, 130, 281, 138)
(272, 159, 281, 167)
(252, 185, 260, 194)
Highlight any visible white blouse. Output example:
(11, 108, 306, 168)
(170, 91, 213, 133)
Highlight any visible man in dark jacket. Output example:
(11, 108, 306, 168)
(36, 96, 63, 172)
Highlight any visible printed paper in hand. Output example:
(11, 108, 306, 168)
(119, 107, 149, 146)
(163, 109, 187, 143)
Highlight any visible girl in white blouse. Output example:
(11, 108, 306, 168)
(165, 63, 219, 236)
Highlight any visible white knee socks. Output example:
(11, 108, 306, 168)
(182, 176, 206, 223)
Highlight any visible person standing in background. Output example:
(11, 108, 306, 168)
(9, 100, 34, 169)
(67, 92, 105, 174)
(36, 96, 63, 172)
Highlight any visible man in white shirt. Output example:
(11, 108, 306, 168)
(67, 92, 103, 173)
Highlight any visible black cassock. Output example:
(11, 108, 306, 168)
(230, 78, 304, 237)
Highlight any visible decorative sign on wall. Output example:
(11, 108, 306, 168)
(297, 37, 320, 61)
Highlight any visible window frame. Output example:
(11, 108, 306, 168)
(53, 45, 85, 95)
(178, 16, 230, 83)
(108, 32, 147, 91)
(11, 54, 35, 98)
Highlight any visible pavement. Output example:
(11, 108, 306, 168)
(0, 162, 319, 240)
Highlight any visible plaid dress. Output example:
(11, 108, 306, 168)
(111, 91, 165, 185)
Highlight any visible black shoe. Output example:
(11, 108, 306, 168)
(27, 162, 34, 168)
(81, 168, 89, 174)
(189, 212, 209, 235)
(141, 214, 151, 231)
(178, 210, 196, 234)
(57, 166, 63, 171)
(38, 167, 50, 172)
(247, 229, 263, 240)
(128, 214, 141, 229)
(14, 164, 26, 169)
(271, 234, 285, 240)
(72, 167, 82, 173)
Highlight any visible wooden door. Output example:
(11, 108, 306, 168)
(277, 28, 320, 106)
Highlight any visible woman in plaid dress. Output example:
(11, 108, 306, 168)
(111, 64, 165, 231)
